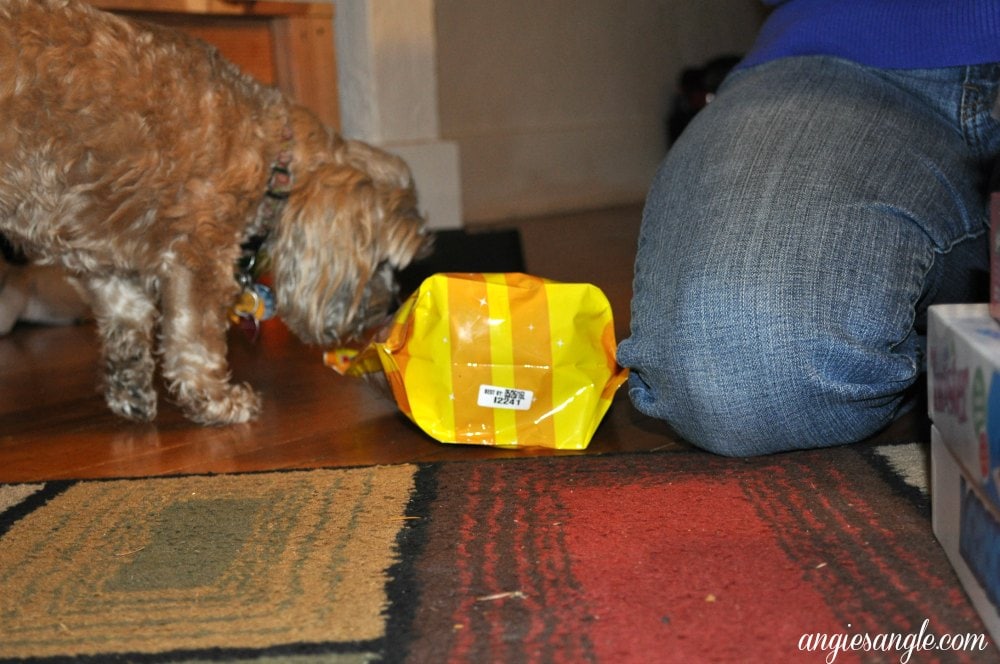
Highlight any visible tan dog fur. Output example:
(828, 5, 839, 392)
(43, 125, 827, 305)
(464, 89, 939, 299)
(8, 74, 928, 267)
(0, 0, 429, 424)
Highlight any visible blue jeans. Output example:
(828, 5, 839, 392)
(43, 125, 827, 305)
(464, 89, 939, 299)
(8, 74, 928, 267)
(618, 56, 1000, 456)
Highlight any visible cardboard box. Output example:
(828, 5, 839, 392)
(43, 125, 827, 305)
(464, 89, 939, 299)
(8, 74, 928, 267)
(927, 304, 1000, 510)
(931, 427, 1000, 645)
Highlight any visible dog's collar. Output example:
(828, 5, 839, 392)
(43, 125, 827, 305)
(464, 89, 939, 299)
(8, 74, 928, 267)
(236, 233, 269, 286)
(254, 123, 295, 230)
(231, 234, 275, 341)
(230, 123, 294, 340)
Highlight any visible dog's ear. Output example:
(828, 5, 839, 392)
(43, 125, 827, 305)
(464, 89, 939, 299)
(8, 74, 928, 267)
(268, 157, 428, 346)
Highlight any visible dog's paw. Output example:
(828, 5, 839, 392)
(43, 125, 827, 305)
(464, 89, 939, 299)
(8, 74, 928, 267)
(105, 383, 158, 422)
(103, 352, 158, 421)
(183, 383, 262, 426)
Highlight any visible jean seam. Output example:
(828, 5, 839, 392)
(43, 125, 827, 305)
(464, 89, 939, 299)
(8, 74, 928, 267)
(888, 242, 934, 358)
(961, 66, 985, 157)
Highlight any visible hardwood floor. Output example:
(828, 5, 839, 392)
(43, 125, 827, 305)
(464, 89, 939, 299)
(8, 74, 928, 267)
(0, 206, 677, 482)
(0, 205, 927, 483)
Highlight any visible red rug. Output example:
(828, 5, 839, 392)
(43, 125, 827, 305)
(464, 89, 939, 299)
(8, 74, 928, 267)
(396, 446, 993, 663)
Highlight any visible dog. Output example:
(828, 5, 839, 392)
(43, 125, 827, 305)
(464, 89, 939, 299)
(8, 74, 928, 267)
(0, 0, 430, 425)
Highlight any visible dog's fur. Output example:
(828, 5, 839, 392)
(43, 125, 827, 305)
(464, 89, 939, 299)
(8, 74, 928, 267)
(0, 0, 429, 424)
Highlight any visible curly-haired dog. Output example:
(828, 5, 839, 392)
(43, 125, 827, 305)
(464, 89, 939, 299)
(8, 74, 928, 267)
(0, 0, 430, 425)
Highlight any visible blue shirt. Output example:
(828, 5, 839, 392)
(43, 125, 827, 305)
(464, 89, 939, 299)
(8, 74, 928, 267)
(739, 0, 1000, 70)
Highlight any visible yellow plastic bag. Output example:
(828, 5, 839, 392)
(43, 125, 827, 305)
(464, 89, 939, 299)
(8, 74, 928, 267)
(327, 273, 628, 449)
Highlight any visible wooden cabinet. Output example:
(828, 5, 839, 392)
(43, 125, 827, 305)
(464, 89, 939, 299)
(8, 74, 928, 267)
(89, 1, 340, 128)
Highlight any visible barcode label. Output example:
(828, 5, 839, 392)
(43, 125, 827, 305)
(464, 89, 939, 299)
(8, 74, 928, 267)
(477, 384, 534, 411)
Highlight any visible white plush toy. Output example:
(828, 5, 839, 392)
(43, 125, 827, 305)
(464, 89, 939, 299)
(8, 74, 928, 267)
(0, 255, 90, 335)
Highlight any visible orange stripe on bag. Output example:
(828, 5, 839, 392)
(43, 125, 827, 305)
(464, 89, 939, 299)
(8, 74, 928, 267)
(447, 273, 495, 444)
(482, 275, 517, 445)
(504, 273, 556, 447)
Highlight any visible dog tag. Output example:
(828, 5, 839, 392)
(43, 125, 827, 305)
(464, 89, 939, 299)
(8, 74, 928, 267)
(251, 283, 276, 321)
(232, 290, 260, 318)
(236, 314, 262, 342)
(231, 284, 275, 321)
(230, 284, 276, 342)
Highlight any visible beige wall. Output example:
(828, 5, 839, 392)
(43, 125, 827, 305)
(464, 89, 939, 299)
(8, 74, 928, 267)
(334, 0, 463, 229)
(435, 1, 766, 225)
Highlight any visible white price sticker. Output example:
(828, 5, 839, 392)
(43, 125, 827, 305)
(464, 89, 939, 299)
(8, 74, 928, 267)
(477, 384, 534, 411)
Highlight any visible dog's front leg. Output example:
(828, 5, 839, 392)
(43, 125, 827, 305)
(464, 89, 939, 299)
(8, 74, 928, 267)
(85, 274, 159, 421)
(158, 266, 261, 425)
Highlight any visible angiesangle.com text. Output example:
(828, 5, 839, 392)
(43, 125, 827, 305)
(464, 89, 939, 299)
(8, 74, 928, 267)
(798, 619, 990, 663)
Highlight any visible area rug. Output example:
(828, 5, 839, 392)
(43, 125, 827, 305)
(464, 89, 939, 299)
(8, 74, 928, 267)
(0, 445, 994, 663)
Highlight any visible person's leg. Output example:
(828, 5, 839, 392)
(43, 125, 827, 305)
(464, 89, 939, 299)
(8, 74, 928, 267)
(617, 57, 1000, 456)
